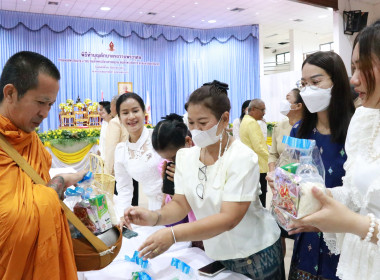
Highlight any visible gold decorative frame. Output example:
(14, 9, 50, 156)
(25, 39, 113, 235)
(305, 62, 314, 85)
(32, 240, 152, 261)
(118, 82, 133, 95)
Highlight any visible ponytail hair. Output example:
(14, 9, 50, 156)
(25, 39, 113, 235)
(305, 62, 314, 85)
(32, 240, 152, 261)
(152, 113, 188, 151)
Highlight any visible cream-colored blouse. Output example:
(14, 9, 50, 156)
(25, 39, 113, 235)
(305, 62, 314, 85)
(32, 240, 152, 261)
(268, 119, 292, 165)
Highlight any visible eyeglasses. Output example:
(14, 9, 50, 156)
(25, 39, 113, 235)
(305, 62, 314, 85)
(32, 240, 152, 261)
(196, 165, 207, 199)
(254, 107, 266, 112)
(296, 77, 332, 92)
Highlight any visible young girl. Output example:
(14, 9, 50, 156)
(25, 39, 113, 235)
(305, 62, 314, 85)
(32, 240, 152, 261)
(113, 93, 163, 219)
(123, 81, 284, 279)
(152, 113, 196, 224)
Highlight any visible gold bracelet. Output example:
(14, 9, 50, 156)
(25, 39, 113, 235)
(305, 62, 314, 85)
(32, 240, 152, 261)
(153, 211, 161, 226)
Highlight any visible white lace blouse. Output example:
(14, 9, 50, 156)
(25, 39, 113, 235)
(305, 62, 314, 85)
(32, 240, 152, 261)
(325, 107, 380, 280)
(114, 127, 163, 218)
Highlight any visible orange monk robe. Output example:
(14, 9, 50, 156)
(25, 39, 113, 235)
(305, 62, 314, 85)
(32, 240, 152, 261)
(0, 115, 77, 279)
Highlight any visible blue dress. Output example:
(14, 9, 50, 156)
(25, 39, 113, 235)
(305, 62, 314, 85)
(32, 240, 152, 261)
(288, 123, 347, 280)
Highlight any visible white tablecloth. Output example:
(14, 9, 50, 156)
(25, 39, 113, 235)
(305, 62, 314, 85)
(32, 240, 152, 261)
(45, 144, 99, 171)
(80, 225, 249, 280)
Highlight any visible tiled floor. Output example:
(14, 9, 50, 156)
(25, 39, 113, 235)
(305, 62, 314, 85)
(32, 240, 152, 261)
(138, 187, 293, 279)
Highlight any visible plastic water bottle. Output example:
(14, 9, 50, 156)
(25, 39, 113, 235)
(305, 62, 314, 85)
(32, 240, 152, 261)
(295, 156, 319, 176)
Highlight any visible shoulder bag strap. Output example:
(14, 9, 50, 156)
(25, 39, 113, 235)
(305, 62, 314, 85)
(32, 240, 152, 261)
(0, 133, 109, 253)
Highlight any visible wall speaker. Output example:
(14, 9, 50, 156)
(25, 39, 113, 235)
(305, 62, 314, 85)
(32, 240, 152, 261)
(343, 10, 368, 35)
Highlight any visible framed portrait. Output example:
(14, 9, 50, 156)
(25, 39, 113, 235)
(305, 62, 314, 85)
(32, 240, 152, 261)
(118, 82, 133, 95)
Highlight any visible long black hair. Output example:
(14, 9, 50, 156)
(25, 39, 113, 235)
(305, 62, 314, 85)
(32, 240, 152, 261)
(152, 113, 188, 151)
(239, 100, 251, 121)
(297, 51, 355, 143)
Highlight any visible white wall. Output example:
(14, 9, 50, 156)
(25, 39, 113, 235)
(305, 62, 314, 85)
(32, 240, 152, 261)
(260, 70, 302, 123)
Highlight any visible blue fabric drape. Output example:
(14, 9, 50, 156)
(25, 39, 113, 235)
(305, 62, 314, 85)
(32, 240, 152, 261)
(0, 10, 260, 131)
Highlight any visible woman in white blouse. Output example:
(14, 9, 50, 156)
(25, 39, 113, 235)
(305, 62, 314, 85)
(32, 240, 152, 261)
(290, 21, 380, 280)
(123, 81, 284, 279)
(114, 93, 163, 219)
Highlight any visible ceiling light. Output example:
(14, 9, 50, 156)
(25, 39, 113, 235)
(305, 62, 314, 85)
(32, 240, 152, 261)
(255, 12, 259, 15)
(194, 2, 198, 4)
(65, 3, 69, 6)
(227, 7, 230, 10)
(100, 7, 111, 11)
(201, 19, 205, 22)
(139, 11, 143, 14)
(172, 15, 175, 18)
(208, 20, 216, 23)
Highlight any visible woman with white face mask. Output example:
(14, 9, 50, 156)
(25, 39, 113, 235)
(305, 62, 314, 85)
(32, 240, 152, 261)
(287, 52, 355, 280)
(268, 88, 304, 173)
(289, 20, 380, 280)
(123, 80, 285, 279)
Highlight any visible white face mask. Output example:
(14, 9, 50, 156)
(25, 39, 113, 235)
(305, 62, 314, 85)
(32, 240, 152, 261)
(190, 120, 222, 148)
(279, 100, 292, 116)
(300, 86, 332, 113)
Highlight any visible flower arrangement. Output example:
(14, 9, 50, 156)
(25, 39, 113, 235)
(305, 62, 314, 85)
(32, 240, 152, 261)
(144, 124, 154, 129)
(63, 106, 73, 113)
(92, 102, 99, 109)
(66, 99, 74, 105)
(38, 128, 100, 146)
(76, 102, 84, 110)
(266, 122, 278, 133)
(88, 105, 97, 113)
(59, 103, 66, 110)
(84, 98, 92, 106)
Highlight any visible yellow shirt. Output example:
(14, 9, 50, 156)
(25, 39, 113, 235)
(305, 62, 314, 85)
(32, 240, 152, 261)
(239, 115, 269, 173)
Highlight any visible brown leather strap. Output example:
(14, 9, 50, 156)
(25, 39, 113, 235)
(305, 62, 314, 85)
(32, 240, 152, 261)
(0, 133, 109, 253)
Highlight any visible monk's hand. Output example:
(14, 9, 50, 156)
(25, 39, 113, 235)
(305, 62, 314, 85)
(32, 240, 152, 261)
(138, 227, 175, 260)
(48, 170, 87, 199)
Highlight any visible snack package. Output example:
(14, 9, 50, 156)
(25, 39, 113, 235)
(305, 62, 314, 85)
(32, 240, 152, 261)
(271, 136, 326, 230)
(89, 194, 112, 233)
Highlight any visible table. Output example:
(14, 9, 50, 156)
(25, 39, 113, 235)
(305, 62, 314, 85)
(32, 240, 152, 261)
(80, 225, 249, 280)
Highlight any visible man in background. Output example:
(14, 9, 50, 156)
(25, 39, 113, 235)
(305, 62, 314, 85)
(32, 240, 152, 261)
(239, 99, 269, 207)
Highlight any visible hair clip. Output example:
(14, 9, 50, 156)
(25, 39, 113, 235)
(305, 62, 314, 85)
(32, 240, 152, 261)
(203, 80, 229, 91)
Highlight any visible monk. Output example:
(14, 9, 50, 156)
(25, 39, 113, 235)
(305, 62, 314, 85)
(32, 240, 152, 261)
(0, 51, 85, 279)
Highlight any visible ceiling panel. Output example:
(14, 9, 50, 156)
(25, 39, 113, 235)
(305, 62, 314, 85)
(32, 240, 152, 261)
(0, 0, 343, 48)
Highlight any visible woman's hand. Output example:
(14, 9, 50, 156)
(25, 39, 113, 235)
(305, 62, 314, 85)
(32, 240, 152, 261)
(166, 163, 175, 182)
(138, 227, 175, 260)
(123, 207, 159, 229)
(288, 186, 365, 235)
(266, 171, 275, 195)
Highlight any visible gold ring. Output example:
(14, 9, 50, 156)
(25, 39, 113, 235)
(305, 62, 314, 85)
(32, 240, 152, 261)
(153, 248, 159, 254)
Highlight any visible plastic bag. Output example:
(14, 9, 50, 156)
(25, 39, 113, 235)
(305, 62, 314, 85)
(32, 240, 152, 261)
(64, 171, 118, 237)
(271, 136, 326, 230)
